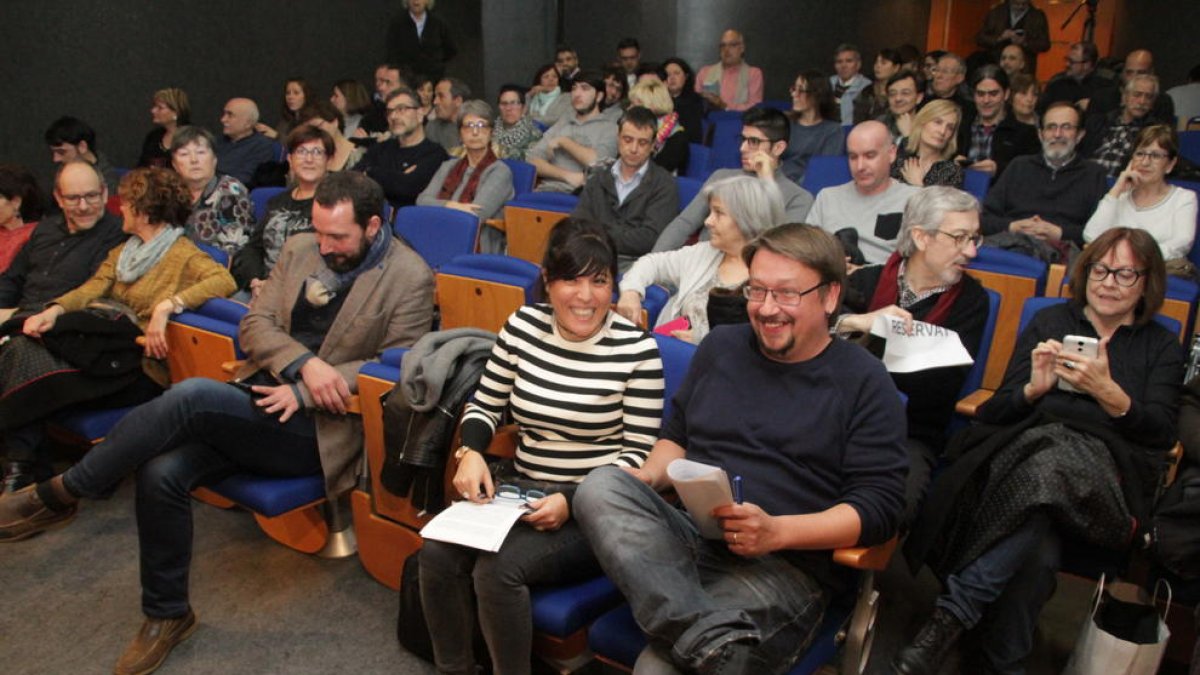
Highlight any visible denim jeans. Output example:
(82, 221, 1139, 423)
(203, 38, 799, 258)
(938, 512, 1061, 674)
(574, 466, 827, 675)
(62, 378, 322, 618)
(419, 515, 602, 675)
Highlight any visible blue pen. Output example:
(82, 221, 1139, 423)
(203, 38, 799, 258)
(732, 475, 743, 504)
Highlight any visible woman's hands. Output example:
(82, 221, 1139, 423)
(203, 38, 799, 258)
(1109, 160, 1140, 198)
(900, 156, 929, 186)
(445, 201, 483, 216)
(1054, 337, 1131, 416)
(143, 299, 174, 358)
(254, 123, 279, 139)
(1024, 339, 1061, 402)
(452, 449, 494, 503)
(522, 493, 569, 531)
(22, 305, 65, 338)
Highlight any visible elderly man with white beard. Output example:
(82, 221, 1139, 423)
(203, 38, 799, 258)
(981, 101, 1107, 247)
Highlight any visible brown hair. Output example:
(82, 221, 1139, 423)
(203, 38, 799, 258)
(742, 223, 845, 324)
(1135, 124, 1178, 160)
(285, 124, 335, 156)
(118, 167, 192, 227)
(1068, 227, 1165, 325)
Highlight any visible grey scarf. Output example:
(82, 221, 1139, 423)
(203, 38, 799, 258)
(116, 226, 184, 283)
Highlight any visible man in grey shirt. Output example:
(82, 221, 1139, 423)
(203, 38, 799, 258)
(806, 121, 921, 264)
(527, 70, 619, 194)
(426, 78, 470, 152)
(652, 107, 813, 252)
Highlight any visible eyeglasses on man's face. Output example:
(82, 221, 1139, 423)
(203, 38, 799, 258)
(59, 190, 104, 206)
(743, 281, 827, 307)
(933, 230, 983, 249)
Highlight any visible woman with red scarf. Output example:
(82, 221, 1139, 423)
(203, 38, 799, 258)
(417, 100, 515, 253)
(832, 187, 989, 525)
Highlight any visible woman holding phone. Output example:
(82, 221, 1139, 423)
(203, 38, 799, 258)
(897, 226, 1183, 674)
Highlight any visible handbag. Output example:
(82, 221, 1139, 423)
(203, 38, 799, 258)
(1063, 574, 1172, 675)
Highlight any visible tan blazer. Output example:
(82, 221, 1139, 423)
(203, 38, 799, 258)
(237, 232, 434, 497)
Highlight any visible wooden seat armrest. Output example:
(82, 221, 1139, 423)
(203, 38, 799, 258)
(484, 218, 507, 232)
(955, 389, 994, 417)
(833, 536, 897, 571)
(346, 395, 361, 415)
(222, 359, 246, 375)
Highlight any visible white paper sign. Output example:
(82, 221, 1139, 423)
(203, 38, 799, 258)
(667, 458, 733, 539)
(868, 315, 974, 373)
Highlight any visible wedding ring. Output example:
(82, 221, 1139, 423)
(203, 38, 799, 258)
(1063, 361, 1075, 370)
(461, 491, 471, 499)
(733, 532, 739, 544)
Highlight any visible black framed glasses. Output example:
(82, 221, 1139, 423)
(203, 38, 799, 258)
(59, 191, 104, 206)
(737, 134, 771, 148)
(495, 484, 547, 507)
(743, 281, 827, 306)
(933, 230, 983, 249)
(1086, 263, 1145, 287)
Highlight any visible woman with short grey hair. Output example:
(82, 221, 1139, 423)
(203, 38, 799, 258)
(417, 100, 514, 253)
(617, 174, 785, 342)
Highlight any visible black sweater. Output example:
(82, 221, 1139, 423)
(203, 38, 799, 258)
(981, 153, 1108, 245)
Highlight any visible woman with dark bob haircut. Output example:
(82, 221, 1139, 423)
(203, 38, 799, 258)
(898, 227, 1182, 674)
(0, 168, 235, 493)
(658, 57, 704, 144)
(419, 217, 664, 675)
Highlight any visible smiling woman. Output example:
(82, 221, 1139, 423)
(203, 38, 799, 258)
(418, 217, 663, 675)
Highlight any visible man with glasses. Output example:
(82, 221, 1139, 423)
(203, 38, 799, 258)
(0, 160, 125, 491)
(653, 107, 812, 252)
(695, 29, 763, 112)
(576, 222, 907, 674)
(425, 78, 471, 152)
(1081, 74, 1168, 177)
(982, 102, 1107, 246)
(954, 65, 1040, 181)
(1039, 41, 1109, 113)
(527, 70, 618, 194)
(572, 106, 679, 271)
(834, 187, 990, 526)
(807, 120, 921, 265)
(923, 53, 974, 117)
(359, 87, 448, 207)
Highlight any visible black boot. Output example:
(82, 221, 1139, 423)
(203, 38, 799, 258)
(892, 608, 966, 675)
(1, 461, 38, 495)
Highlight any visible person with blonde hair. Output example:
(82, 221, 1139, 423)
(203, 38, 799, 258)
(628, 78, 689, 173)
(138, 88, 190, 169)
(891, 99, 963, 187)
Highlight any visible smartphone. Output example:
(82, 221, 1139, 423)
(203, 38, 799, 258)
(1058, 335, 1099, 393)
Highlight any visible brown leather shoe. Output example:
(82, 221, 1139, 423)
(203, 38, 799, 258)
(113, 610, 198, 675)
(0, 484, 77, 542)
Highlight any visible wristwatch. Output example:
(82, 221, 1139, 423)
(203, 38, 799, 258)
(453, 445, 476, 465)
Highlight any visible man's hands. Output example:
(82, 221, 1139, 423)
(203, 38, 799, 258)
(299, 357, 352, 414)
(251, 383, 302, 422)
(1009, 215, 1062, 242)
(836, 304, 914, 336)
(22, 304, 64, 338)
(714, 502, 780, 557)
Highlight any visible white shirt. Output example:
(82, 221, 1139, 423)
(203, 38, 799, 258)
(612, 159, 650, 206)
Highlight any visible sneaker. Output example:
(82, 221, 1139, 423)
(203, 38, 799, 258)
(892, 608, 966, 675)
(0, 484, 77, 542)
(113, 610, 198, 675)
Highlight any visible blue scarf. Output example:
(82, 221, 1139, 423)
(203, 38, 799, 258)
(303, 228, 392, 307)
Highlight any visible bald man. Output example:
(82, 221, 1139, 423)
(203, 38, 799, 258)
(214, 97, 277, 187)
(1087, 49, 1175, 123)
(694, 29, 763, 111)
(806, 121, 921, 264)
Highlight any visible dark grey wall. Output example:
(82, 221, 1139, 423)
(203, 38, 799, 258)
(1111, 0, 1200, 90)
(481, 0, 559, 99)
(0, 0, 482, 191)
(564, 0, 931, 103)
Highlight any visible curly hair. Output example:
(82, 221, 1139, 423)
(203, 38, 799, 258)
(118, 167, 192, 227)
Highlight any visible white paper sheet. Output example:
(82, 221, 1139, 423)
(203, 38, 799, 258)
(869, 315, 974, 373)
(667, 458, 733, 539)
(419, 500, 527, 552)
